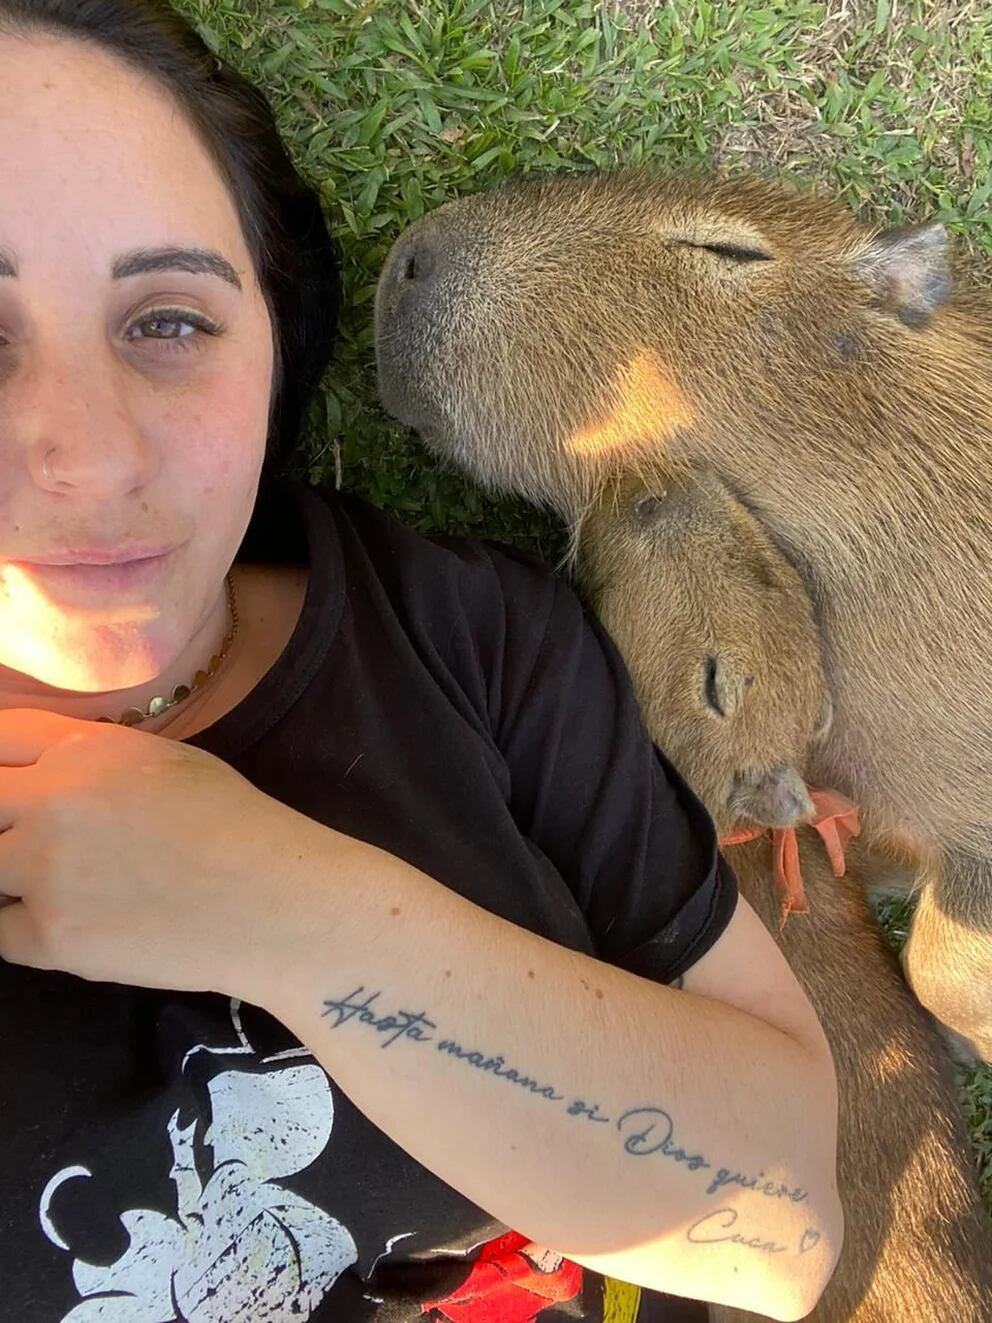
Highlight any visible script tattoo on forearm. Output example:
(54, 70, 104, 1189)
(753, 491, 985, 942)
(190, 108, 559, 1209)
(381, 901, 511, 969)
(319, 984, 822, 1257)
(321, 986, 563, 1099)
(685, 1210, 822, 1258)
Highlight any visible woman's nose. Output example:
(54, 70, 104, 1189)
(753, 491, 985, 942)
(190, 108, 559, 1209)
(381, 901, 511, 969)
(21, 350, 159, 495)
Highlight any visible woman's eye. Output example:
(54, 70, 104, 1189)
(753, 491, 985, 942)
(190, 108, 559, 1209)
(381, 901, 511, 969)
(139, 316, 193, 340)
(125, 308, 223, 350)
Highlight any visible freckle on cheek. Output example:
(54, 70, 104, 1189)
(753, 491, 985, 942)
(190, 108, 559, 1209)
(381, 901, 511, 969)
(389, 906, 401, 916)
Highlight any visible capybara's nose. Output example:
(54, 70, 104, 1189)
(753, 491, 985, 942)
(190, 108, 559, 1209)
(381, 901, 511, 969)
(377, 222, 445, 324)
(375, 218, 465, 432)
(394, 233, 437, 287)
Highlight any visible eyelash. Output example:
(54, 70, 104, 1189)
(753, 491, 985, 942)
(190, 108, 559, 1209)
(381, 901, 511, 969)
(125, 307, 225, 352)
(0, 309, 224, 355)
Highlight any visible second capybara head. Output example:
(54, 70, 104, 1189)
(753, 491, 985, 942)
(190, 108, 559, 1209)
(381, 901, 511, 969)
(580, 467, 831, 835)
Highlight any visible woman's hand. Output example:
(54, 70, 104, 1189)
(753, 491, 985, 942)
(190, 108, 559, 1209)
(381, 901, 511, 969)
(0, 707, 313, 998)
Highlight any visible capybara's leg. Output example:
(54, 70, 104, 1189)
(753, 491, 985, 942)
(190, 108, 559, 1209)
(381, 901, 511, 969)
(903, 852, 992, 1065)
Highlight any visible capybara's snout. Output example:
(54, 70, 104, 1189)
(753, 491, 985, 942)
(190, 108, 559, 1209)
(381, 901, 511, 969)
(375, 212, 470, 442)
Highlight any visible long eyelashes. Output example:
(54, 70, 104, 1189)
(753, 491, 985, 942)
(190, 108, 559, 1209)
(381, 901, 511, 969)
(0, 311, 225, 382)
(125, 307, 225, 353)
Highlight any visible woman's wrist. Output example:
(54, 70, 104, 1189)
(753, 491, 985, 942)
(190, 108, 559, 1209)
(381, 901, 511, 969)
(244, 808, 396, 1016)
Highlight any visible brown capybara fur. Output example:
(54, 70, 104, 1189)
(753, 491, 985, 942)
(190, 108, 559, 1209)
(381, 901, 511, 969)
(374, 171, 992, 1061)
(580, 470, 992, 1323)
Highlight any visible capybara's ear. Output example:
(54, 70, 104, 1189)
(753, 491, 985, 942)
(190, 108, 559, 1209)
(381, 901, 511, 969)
(852, 221, 951, 329)
(728, 764, 815, 829)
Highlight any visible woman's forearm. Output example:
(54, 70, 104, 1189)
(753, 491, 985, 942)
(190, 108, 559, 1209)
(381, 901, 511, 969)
(255, 816, 842, 1321)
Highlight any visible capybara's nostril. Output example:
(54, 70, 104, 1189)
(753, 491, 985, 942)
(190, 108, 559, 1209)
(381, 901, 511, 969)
(402, 241, 435, 284)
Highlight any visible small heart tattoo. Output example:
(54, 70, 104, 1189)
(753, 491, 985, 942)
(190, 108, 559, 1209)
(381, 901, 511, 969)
(799, 1228, 821, 1255)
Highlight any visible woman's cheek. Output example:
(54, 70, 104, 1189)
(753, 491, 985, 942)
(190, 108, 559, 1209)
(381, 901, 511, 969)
(154, 347, 274, 496)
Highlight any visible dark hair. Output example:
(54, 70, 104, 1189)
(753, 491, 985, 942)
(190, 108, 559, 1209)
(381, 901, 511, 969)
(0, 0, 339, 483)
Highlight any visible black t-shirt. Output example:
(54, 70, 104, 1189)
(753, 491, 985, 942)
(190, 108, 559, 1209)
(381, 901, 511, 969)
(0, 478, 736, 1322)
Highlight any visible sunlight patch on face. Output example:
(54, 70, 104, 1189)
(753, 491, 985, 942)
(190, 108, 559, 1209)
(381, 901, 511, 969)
(1, 563, 157, 627)
(564, 350, 694, 458)
(0, 563, 156, 690)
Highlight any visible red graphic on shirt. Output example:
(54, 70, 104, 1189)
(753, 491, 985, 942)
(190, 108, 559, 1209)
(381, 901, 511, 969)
(421, 1230, 583, 1322)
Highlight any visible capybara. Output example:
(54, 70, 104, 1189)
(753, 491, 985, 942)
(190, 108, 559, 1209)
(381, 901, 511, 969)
(374, 171, 992, 1062)
(579, 469, 992, 1322)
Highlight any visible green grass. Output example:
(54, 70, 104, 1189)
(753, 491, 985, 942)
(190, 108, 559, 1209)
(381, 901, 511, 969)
(171, 0, 992, 1211)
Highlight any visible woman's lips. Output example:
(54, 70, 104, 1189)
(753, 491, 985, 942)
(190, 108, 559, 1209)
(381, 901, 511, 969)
(9, 551, 174, 598)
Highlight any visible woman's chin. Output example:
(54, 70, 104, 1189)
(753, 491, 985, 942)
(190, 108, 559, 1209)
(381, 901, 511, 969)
(0, 640, 179, 702)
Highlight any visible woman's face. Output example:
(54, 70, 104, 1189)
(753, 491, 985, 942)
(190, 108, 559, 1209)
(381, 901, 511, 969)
(0, 34, 275, 697)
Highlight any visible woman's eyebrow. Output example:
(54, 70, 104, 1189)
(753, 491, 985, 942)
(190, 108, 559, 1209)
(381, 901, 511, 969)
(112, 247, 243, 290)
(0, 245, 242, 290)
